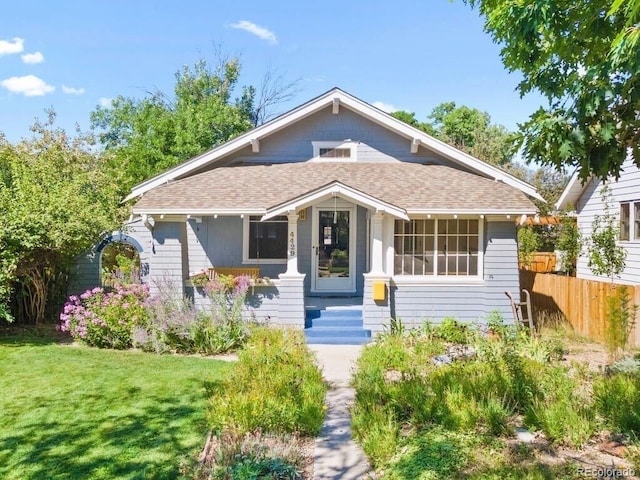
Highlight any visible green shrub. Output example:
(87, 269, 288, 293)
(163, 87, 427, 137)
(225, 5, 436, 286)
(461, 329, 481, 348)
(435, 317, 472, 344)
(383, 427, 476, 480)
(594, 371, 640, 435)
(518, 226, 540, 268)
(208, 328, 327, 436)
(485, 310, 507, 335)
(607, 357, 640, 375)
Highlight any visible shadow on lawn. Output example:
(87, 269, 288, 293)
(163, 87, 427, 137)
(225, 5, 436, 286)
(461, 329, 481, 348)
(0, 392, 206, 480)
(0, 324, 72, 347)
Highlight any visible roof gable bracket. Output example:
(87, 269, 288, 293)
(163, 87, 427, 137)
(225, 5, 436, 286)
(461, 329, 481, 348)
(250, 138, 260, 153)
(332, 98, 340, 114)
(411, 138, 420, 154)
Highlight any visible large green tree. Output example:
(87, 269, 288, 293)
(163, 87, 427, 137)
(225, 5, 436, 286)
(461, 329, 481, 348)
(392, 102, 515, 166)
(0, 113, 123, 323)
(462, 0, 639, 181)
(91, 58, 255, 194)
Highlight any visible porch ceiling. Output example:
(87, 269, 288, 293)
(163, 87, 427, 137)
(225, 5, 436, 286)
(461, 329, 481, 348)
(132, 162, 537, 215)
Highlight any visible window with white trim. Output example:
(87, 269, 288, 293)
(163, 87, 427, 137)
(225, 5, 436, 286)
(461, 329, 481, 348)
(394, 219, 480, 276)
(245, 215, 287, 262)
(620, 201, 640, 241)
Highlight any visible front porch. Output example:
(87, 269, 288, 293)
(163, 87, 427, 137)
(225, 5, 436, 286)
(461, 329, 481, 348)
(152, 186, 397, 332)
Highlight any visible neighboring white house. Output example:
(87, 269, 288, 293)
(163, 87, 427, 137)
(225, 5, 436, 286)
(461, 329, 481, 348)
(72, 88, 541, 333)
(556, 155, 640, 285)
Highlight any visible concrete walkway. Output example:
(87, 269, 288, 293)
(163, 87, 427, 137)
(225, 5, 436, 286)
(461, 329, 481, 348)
(308, 345, 374, 480)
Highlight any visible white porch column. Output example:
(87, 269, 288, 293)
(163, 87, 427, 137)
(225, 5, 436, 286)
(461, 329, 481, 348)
(370, 212, 385, 274)
(286, 213, 300, 274)
(278, 212, 305, 328)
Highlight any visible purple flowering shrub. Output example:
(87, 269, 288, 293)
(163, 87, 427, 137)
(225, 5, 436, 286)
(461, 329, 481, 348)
(60, 283, 149, 349)
(133, 275, 252, 354)
(134, 280, 201, 353)
(205, 274, 252, 325)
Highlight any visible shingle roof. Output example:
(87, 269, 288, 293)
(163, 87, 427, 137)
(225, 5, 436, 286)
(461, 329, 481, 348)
(133, 162, 537, 213)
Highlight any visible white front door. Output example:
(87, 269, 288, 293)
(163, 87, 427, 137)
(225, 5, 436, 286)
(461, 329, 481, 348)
(312, 206, 356, 292)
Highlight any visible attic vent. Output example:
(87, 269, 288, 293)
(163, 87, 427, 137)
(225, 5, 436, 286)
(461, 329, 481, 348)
(312, 141, 357, 161)
(319, 147, 351, 158)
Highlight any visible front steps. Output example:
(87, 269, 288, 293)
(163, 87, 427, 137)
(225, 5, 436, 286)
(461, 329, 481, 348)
(304, 307, 372, 345)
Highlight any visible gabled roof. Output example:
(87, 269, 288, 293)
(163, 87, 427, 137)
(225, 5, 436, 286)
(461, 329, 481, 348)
(124, 87, 543, 202)
(262, 181, 410, 221)
(132, 162, 537, 216)
(555, 171, 593, 211)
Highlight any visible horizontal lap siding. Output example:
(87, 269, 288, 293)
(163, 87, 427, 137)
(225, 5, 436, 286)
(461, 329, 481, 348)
(576, 157, 640, 284)
(186, 218, 208, 275)
(150, 222, 185, 294)
(216, 107, 464, 169)
(484, 221, 520, 321)
(391, 285, 485, 324)
(246, 286, 280, 322)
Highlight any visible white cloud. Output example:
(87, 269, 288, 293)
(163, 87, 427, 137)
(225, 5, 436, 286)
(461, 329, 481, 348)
(0, 37, 24, 56)
(99, 97, 113, 107)
(0, 75, 54, 96)
(21, 51, 44, 64)
(62, 85, 85, 95)
(372, 101, 398, 113)
(230, 20, 277, 45)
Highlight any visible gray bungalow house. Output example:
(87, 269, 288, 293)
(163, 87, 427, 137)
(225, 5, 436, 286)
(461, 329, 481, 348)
(556, 155, 640, 285)
(72, 88, 540, 336)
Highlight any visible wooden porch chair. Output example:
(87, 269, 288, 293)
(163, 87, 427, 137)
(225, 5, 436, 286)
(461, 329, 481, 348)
(208, 267, 260, 279)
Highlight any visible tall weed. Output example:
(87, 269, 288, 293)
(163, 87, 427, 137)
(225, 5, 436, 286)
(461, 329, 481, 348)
(605, 285, 638, 361)
(594, 372, 640, 435)
(524, 364, 595, 447)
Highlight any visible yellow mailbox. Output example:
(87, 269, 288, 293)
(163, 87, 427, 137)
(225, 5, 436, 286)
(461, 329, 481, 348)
(372, 281, 386, 301)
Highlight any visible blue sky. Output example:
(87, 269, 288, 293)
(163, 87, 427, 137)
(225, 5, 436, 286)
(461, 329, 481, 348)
(0, 0, 546, 143)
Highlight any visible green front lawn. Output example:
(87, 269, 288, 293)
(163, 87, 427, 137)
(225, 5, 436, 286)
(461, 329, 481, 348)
(0, 330, 232, 480)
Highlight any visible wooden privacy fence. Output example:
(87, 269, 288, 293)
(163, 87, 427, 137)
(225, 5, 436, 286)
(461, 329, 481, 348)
(518, 252, 557, 273)
(520, 270, 640, 347)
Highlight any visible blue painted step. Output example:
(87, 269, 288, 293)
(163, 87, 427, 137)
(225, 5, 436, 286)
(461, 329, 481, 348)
(305, 327, 372, 338)
(308, 317, 363, 328)
(304, 307, 372, 345)
(306, 309, 363, 319)
(305, 336, 371, 345)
